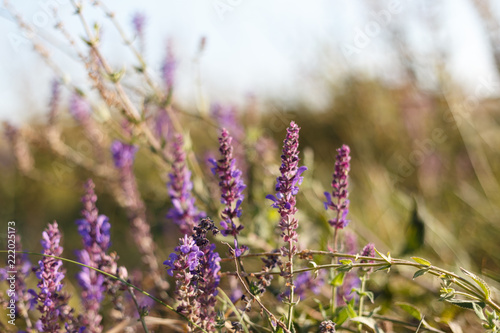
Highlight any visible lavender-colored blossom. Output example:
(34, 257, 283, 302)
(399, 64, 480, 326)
(209, 129, 246, 240)
(0, 235, 33, 330)
(69, 92, 91, 124)
(166, 134, 206, 234)
(164, 218, 221, 331)
(324, 145, 351, 229)
(111, 140, 166, 290)
(337, 272, 360, 306)
(360, 243, 376, 274)
(31, 222, 67, 332)
(75, 179, 117, 333)
(131, 12, 146, 37)
(161, 39, 176, 91)
(283, 271, 325, 300)
(110, 140, 138, 169)
(266, 121, 307, 255)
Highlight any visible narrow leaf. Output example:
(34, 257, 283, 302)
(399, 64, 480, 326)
(374, 248, 390, 264)
(330, 271, 346, 287)
(448, 300, 486, 311)
(350, 316, 377, 330)
(413, 268, 431, 279)
(472, 302, 487, 321)
(396, 302, 423, 320)
(460, 267, 491, 299)
(411, 256, 431, 266)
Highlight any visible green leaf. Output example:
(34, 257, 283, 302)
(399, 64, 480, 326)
(346, 298, 357, 318)
(336, 307, 350, 326)
(396, 302, 422, 320)
(364, 291, 375, 303)
(374, 264, 392, 273)
(339, 259, 352, 265)
(330, 271, 346, 287)
(448, 300, 486, 311)
(350, 316, 377, 330)
(411, 257, 431, 266)
(460, 267, 491, 299)
(374, 248, 391, 265)
(473, 302, 487, 321)
(413, 267, 431, 279)
(353, 289, 375, 303)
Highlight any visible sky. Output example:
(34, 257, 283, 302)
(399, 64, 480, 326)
(0, 0, 498, 124)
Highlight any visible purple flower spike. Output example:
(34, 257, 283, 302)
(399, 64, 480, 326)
(164, 218, 221, 331)
(162, 39, 176, 91)
(324, 144, 351, 229)
(110, 140, 138, 168)
(32, 222, 67, 332)
(69, 93, 91, 124)
(267, 121, 307, 256)
(166, 134, 206, 235)
(211, 129, 246, 240)
(131, 12, 146, 37)
(76, 179, 118, 333)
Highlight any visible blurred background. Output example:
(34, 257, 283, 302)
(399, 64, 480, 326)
(2, 0, 500, 331)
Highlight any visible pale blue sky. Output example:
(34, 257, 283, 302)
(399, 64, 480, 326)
(0, 0, 498, 124)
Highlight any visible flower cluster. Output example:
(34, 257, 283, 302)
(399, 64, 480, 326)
(161, 39, 176, 92)
(360, 243, 376, 274)
(69, 93, 91, 124)
(209, 129, 246, 241)
(164, 218, 221, 331)
(166, 134, 206, 234)
(324, 145, 351, 229)
(76, 179, 122, 333)
(30, 222, 78, 332)
(266, 121, 307, 255)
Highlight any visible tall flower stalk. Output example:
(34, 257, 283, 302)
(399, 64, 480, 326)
(324, 144, 351, 251)
(111, 140, 166, 290)
(167, 134, 206, 235)
(164, 218, 221, 331)
(30, 222, 79, 332)
(76, 179, 120, 333)
(266, 121, 307, 330)
(323, 144, 351, 314)
(209, 128, 247, 256)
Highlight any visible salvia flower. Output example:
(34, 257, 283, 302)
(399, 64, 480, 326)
(164, 218, 221, 331)
(161, 39, 176, 92)
(30, 222, 74, 332)
(76, 179, 118, 333)
(266, 121, 307, 255)
(360, 243, 376, 274)
(166, 134, 206, 234)
(324, 144, 351, 229)
(131, 12, 146, 38)
(209, 129, 247, 253)
(69, 92, 91, 124)
(110, 140, 138, 169)
(111, 140, 166, 290)
(0, 235, 32, 329)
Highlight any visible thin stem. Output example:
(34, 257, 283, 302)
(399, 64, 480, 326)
(216, 287, 250, 333)
(128, 286, 150, 333)
(357, 274, 367, 333)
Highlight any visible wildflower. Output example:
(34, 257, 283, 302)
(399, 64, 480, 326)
(111, 141, 165, 290)
(360, 243, 376, 274)
(209, 129, 247, 255)
(166, 134, 206, 234)
(252, 251, 281, 296)
(76, 179, 120, 333)
(69, 92, 91, 124)
(0, 235, 32, 330)
(131, 12, 146, 38)
(31, 222, 78, 332)
(324, 145, 351, 229)
(161, 39, 176, 92)
(164, 218, 221, 331)
(337, 271, 360, 306)
(266, 121, 307, 255)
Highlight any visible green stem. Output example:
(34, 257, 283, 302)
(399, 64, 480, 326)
(128, 286, 150, 333)
(357, 274, 367, 333)
(217, 287, 250, 333)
